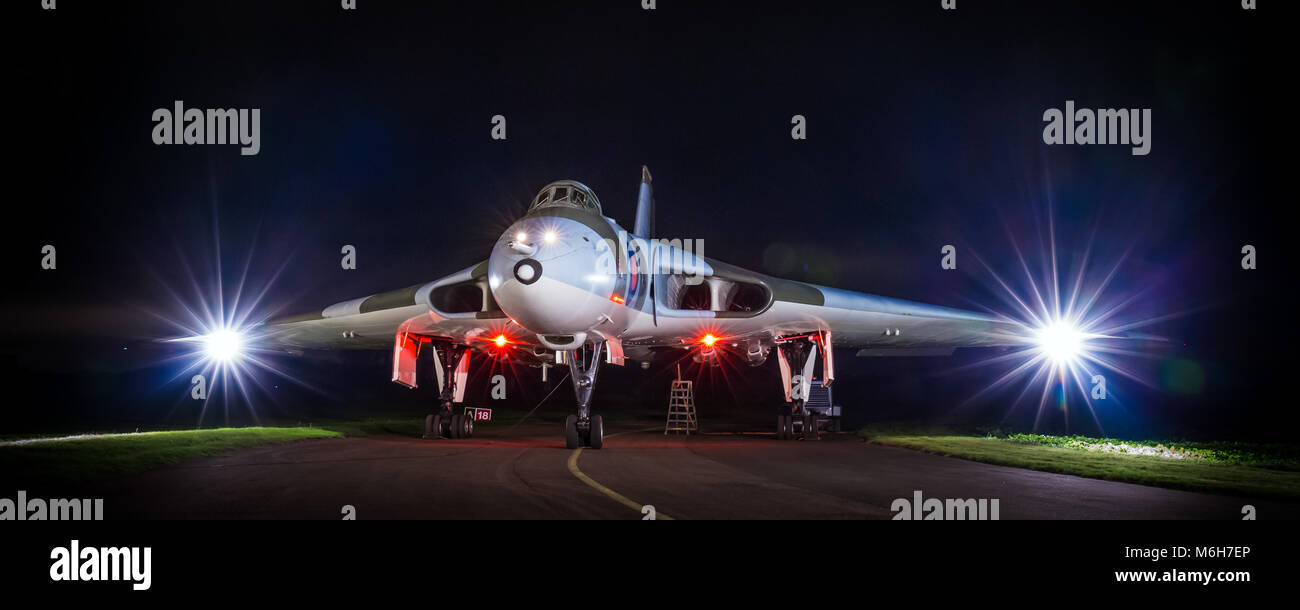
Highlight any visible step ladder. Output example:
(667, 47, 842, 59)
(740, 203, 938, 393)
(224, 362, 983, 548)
(665, 369, 698, 435)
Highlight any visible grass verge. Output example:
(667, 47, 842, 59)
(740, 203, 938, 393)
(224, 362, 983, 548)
(859, 425, 1300, 501)
(0, 427, 339, 486)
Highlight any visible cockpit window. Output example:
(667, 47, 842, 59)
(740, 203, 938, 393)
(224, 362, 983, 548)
(528, 180, 601, 214)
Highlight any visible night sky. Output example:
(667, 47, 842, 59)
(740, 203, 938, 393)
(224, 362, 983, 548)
(5, 0, 1290, 439)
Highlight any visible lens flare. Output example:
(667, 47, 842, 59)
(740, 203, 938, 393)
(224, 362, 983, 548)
(150, 221, 325, 427)
(202, 329, 245, 362)
(948, 204, 1190, 435)
(1034, 320, 1087, 364)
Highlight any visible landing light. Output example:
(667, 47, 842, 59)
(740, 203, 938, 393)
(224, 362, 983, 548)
(493, 334, 508, 347)
(543, 231, 557, 244)
(701, 333, 718, 347)
(515, 231, 527, 243)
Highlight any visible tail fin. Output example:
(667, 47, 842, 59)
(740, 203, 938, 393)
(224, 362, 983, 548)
(633, 165, 654, 238)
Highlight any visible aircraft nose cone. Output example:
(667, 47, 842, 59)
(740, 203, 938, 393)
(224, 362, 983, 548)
(488, 217, 614, 334)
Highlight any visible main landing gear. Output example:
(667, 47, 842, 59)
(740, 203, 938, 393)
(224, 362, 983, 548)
(563, 341, 605, 450)
(423, 342, 475, 440)
(774, 338, 820, 441)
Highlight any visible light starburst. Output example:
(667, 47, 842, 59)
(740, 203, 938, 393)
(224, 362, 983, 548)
(145, 218, 321, 427)
(952, 207, 1188, 434)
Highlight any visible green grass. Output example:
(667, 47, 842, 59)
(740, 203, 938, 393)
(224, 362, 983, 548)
(858, 425, 1300, 501)
(0, 426, 339, 486)
(1000, 433, 1300, 469)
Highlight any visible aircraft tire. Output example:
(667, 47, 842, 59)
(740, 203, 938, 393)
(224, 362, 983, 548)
(589, 415, 604, 449)
(565, 415, 580, 449)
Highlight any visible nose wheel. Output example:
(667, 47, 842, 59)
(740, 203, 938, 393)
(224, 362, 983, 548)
(589, 415, 603, 449)
(565, 414, 604, 449)
(565, 415, 579, 449)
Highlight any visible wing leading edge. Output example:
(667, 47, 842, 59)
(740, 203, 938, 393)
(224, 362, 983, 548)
(626, 253, 1029, 355)
(261, 261, 516, 353)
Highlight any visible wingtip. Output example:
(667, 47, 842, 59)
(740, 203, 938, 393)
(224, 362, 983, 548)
(641, 165, 652, 184)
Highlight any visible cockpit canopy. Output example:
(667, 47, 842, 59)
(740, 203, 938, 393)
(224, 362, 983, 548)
(528, 180, 601, 214)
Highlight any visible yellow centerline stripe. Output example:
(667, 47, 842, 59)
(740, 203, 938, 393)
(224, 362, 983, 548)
(566, 448, 675, 520)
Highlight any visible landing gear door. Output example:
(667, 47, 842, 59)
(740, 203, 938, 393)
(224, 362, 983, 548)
(430, 345, 444, 393)
(452, 348, 470, 403)
(820, 330, 834, 388)
(603, 337, 626, 366)
(392, 331, 420, 388)
(776, 344, 792, 402)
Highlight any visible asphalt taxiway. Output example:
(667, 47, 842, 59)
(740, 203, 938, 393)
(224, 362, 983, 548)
(98, 422, 1300, 519)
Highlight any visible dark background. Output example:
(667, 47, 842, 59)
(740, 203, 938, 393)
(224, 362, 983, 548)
(4, 0, 1290, 440)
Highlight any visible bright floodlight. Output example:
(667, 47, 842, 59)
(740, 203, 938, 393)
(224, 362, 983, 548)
(203, 329, 244, 362)
(543, 230, 557, 244)
(1035, 321, 1085, 364)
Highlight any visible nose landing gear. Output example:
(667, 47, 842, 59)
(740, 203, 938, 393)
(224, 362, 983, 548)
(564, 341, 606, 449)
